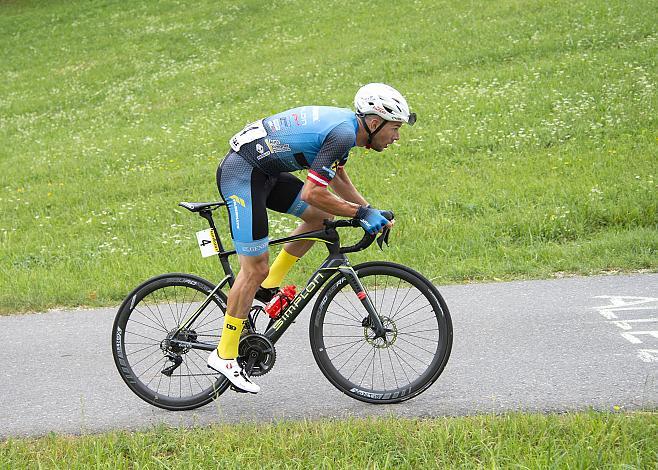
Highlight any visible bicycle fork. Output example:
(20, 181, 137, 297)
(338, 267, 387, 339)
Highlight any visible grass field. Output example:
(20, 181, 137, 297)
(1, 413, 656, 468)
(1, 0, 656, 313)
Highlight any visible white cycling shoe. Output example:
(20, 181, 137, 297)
(207, 350, 260, 394)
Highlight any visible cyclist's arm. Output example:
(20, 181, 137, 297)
(301, 182, 360, 217)
(301, 123, 361, 217)
(328, 166, 368, 206)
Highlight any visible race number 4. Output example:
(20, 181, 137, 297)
(196, 228, 220, 258)
(230, 120, 267, 152)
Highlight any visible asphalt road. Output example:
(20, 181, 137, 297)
(1, 273, 656, 438)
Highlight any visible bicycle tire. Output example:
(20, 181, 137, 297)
(309, 262, 452, 404)
(112, 273, 230, 410)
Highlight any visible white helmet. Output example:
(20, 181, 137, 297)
(354, 83, 416, 126)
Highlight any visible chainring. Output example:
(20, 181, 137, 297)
(238, 333, 276, 376)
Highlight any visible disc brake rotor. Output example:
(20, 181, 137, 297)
(364, 316, 398, 348)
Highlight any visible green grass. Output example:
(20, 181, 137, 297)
(1, 0, 656, 313)
(1, 413, 656, 468)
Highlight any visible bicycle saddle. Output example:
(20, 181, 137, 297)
(178, 201, 226, 212)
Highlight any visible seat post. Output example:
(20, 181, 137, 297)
(199, 210, 235, 284)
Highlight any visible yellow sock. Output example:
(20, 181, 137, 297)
(261, 248, 300, 289)
(217, 314, 244, 359)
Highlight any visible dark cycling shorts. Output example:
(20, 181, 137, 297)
(216, 152, 308, 256)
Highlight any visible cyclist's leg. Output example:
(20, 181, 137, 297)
(260, 173, 332, 290)
(267, 172, 333, 257)
(210, 153, 274, 392)
(216, 152, 272, 321)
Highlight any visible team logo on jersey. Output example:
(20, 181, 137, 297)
(265, 139, 291, 154)
(291, 112, 307, 126)
(256, 143, 264, 154)
(268, 120, 281, 132)
(228, 195, 245, 207)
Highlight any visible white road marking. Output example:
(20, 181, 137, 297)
(593, 296, 658, 362)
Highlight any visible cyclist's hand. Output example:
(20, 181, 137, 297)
(356, 206, 390, 234)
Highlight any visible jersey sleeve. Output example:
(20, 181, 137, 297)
(306, 122, 355, 187)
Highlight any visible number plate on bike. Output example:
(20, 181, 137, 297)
(196, 229, 220, 257)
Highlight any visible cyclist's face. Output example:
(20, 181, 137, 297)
(371, 121, 402, 152)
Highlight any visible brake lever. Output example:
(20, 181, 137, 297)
(376, 226, 391, 250)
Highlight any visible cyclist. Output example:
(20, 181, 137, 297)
(207, 83, 416, 393)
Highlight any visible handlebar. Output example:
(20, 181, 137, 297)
(324, 211, 394, 254)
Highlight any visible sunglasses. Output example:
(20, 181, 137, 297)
(407, 112, 417, 126)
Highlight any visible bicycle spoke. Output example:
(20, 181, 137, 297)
(324, 338, 363, 350)
(398, 328, 441, 334)
(133, 305, 168, 332)
(358, 347, 376, 388)
(126, 343, 159, 356)
(179, 286, 200, 327)
(172, 286, 181, 327)
(160, 287, 179, 330)
(397, 313, 436, 330)
(386, 347, 400, 389)
(340, 291, 367, 323)
(390, 345, 413, 383)
(328, 338, 363, 362)
(125, 330, 161, 344)
(378, 349, 386, 390)
(145, 358, 168, 389)
(391, 292, 428, 321)
(325, 309, 363, 325)
(151, 300, 172, 334)
(390, 343, 429, 372)
(327, 295, 364, 323)
(396, 335, 437, 357)
(397, 331, 439, 342)
(322, 334, 364, 338)
(129, 347, 164, 369)
(194, 305, 223, 331)
(127, 317, 168, 334)
(184, 360, 197, 396)
(387, 277, 405, 319)
(345, 342, 373, 381)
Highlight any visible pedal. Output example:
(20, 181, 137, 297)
(230, 385, 251, 394)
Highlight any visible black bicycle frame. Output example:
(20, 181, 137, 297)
(170, 207, 387, 351)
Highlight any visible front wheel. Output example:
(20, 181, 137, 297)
(309, 263, 452, 404)
(112, 273, 231, 410)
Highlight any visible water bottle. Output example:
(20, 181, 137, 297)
(264, 285, 297, 319)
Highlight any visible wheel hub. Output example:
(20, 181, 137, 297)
(161, 328, 198, 354)
(364, 316, 398, 348)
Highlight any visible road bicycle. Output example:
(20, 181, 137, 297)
(112, 201, 453, 410)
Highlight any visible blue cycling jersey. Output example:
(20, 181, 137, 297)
(230, 106, 359, 187)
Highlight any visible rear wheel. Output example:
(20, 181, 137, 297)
(309, 263, 452, 404)
(112, 273, 230, 410)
